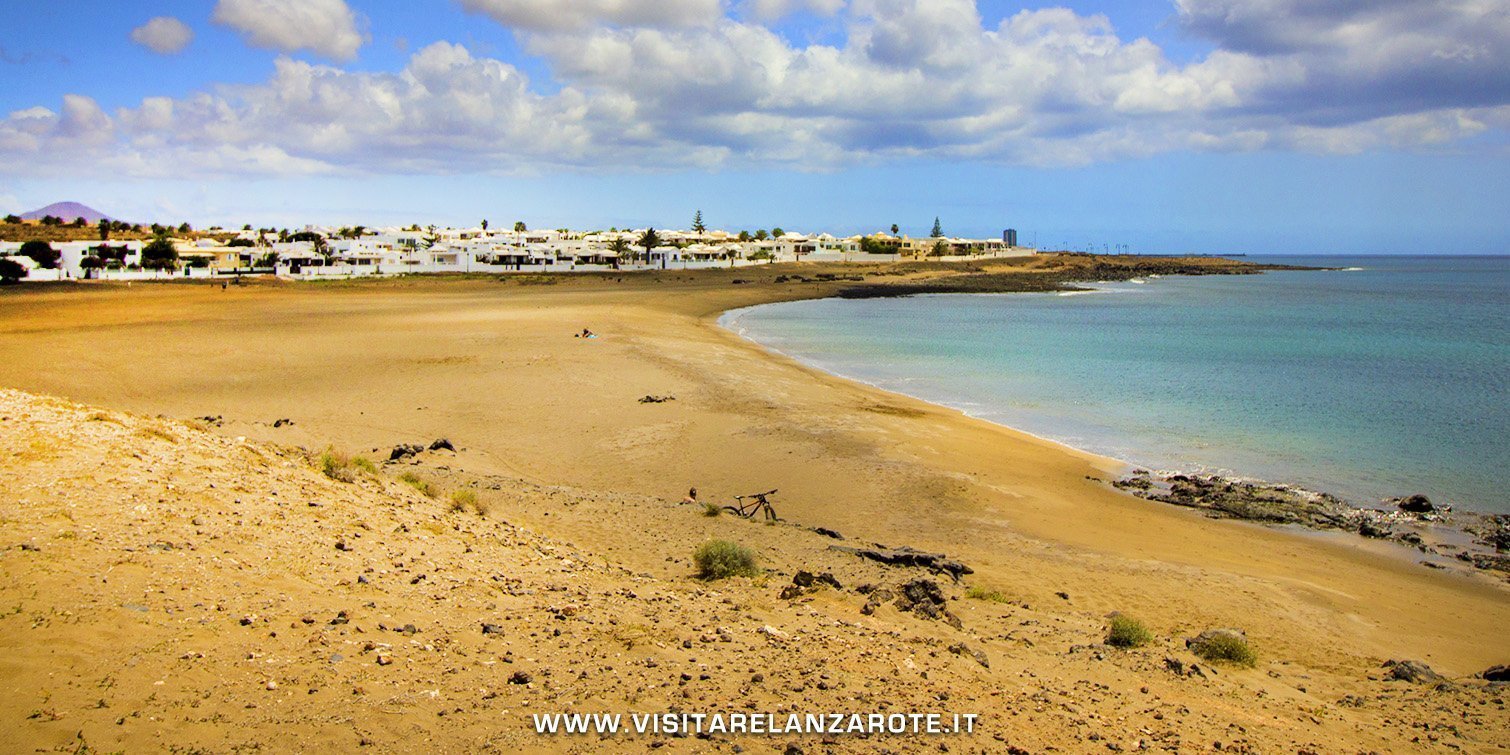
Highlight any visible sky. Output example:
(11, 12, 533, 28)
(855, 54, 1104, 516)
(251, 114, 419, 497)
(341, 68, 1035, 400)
(1, 0, 1508, 254)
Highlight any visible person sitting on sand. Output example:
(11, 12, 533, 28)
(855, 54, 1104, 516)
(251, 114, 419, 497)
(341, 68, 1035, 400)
(578, 328, 596, 338)
(680, 487, 698, 505)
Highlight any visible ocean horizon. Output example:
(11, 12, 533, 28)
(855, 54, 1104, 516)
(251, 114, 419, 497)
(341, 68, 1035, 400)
(722, 254, 1510, 515)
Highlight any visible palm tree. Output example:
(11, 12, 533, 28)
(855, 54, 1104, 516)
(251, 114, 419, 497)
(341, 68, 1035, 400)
(890, 223, 899, 235)
(481, 219, 489, 232)
(608, 236, 630, 265)
(638, 228, 661, 268)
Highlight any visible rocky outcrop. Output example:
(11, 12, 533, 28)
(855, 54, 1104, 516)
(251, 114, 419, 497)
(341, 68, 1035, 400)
(830, 543, 972, 580)
(1112, 472, 1510, 581)
(1383, 660, 1444, 685)
(1393, 494, 1435, 514)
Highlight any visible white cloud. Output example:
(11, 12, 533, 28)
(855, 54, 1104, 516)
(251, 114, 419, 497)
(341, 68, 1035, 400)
(742, 0, 845, 21)
(212, 0, 366, 61)
(130, 17, 194, 55)
(3, 0, 1508, 178)
(457, 0, 722, 32)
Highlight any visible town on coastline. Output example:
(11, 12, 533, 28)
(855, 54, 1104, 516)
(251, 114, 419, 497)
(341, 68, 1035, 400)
(0, 208, 1033, 282)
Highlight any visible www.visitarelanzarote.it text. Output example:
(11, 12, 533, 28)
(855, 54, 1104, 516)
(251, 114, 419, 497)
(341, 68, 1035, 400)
(533, 711, 981, 736)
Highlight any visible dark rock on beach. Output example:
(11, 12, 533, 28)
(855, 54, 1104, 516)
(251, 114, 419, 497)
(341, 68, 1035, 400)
(428, 438, 455, 452)
(1481, 665, 1510, 682)
(1394, 494, 1435, 514)
(389, 443, 424, 461)
(1112, 471, 1510, 581)
(1383, 659, 1444, 685)
(830, 543, 972, 580)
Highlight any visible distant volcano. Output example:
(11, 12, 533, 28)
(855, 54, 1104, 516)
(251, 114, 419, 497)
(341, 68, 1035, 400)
(19, 202, 112, 224)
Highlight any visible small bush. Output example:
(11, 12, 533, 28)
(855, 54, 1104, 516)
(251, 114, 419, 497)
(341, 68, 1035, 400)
(966, 586, 1010, 604)
(1190, 632, 1257, 667)
(1106, 614, 1153, 648)
(320, 449, 355, 483)
(352, 457, 378, 475)
(693, 539, 759, 580)
(398, 471, 434, 497)
(700, 501, 722, 517)
(450, 489, 482, 514)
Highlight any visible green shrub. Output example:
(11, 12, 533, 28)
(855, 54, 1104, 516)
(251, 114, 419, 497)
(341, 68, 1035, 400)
(1106, 614, 1153, 648)
(449, 489, 487, 515)
(700, 501, 722, 517)
(352, 457, 377, 475)
(320, 449, 355, 483)
(693, 539, 759, 580)
(965, 586, 1010, 604)
(1190, 632, 1257, 667)
(398, 471, 434, 497)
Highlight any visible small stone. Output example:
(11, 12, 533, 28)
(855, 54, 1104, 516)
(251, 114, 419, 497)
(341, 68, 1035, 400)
(508, 671, 531, 685)
(265, 681, 278, 691)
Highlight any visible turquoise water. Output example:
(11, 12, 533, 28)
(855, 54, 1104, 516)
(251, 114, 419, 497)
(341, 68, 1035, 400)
(721, 256, 1509, 513)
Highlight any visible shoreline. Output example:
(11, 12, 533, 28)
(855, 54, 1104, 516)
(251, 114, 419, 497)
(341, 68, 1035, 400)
(715, 279, 1510, 582)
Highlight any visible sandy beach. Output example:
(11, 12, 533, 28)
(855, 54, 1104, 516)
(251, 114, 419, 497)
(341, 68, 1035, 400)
(1, 256, 1506, 752)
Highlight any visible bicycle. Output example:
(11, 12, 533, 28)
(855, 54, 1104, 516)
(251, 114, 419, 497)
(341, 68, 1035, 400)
(723, 489, 780, 521)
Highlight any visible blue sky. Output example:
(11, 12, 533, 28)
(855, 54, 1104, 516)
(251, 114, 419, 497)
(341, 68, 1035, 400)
(2, 0, 1507, 253)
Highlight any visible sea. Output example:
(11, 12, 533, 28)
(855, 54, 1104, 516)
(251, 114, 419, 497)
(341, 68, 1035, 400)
(720, 255, 1509, 514)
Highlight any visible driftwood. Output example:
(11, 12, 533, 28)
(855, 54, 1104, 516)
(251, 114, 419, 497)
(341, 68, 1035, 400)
(829, 544, 973, 581)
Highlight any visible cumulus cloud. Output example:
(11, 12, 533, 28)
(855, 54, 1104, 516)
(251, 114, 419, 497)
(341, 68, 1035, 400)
(130, 17, 194, 55)
(212, 0, 366, 61)
(457, 0, 722, 32)
(1175, 0, 1510, 122)
(742, 0, 845, 21)
(3, 0, 1508, 178)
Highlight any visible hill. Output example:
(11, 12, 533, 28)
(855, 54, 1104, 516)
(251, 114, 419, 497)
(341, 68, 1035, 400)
(1, 385, 1506, 752)
(18, 201, 111, 223)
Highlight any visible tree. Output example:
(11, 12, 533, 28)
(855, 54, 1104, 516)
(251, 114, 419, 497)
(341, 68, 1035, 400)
(890, 223, 899, 235)
(70, 217, 87, 227)
(0, 257, 25, 284)
(737, 230, 750, 242)
(19, 240, 60, 269)
(771, 227, 785, 238)
(242, 224, 253, 231)
(79, 255, 106, 278)
(638, 227, 661, 268)
(514, 221, 527, 232)
(141, 237, 179, 271)
(754, 229, 768, 241)
(97, 217, 111, 240)
(931, 217, 943, 238)
(931, 239, 949, 257)
(481, 219, 489, 232)
(178, 222, 192, 233)
(227, 238, 255, 247)
(691, 210, 705, 234)
(41, 215, 62, 226)
(608, 236, 630, 264)
(3, 214, 20, 224)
